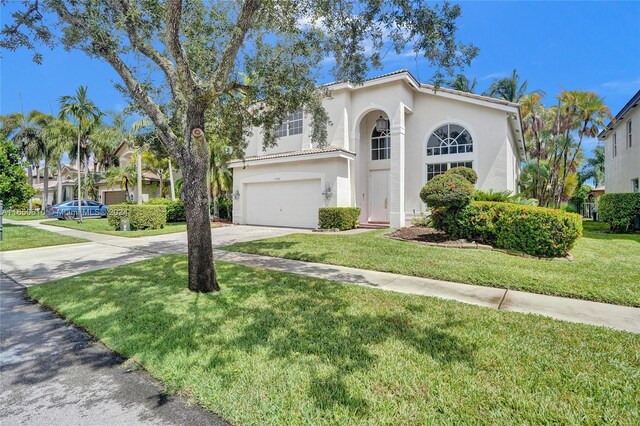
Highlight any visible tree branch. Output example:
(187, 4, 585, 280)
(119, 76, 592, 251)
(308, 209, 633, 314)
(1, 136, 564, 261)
(51, 2, 184, 163)
(115, 0, 181, 102)
(207, 0, 261, 97)
(165, 0, 196, 97)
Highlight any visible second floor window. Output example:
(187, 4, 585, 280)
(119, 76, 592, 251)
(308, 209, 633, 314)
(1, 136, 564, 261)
(427, 124, 473, 156)
(275, 111, 303, 137)
(613, 133, 617, 157)
(628, 120, 633, 148)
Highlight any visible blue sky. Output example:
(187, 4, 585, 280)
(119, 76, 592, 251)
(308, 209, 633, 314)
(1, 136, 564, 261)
(2, 1, 639, 155)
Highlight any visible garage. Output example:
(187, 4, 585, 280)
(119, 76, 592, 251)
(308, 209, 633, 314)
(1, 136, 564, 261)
(103, 190, 127, 205)
(244, 179, 322, 228)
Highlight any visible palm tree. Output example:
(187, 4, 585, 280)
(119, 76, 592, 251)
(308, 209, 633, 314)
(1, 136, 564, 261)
(209, 137, 233, 218)
(484, 69, 541, 103)
(580, 145, 605, 187)
(555, 91, 611, 205)
(41, 118, 77, 204)
(105, 164, 137, 200)
(59, 86, 102, 221)
(141, 150, 169, 198)
(445, 74, 477, 93)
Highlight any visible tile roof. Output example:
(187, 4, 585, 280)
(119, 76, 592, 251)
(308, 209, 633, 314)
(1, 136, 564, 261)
(229, 146, 355, 164)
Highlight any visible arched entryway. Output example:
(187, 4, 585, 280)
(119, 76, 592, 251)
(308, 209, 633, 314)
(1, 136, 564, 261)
(355, 109, 391, 224)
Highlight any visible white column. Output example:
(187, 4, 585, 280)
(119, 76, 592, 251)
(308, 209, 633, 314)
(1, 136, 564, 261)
(389, 105, 406, 228)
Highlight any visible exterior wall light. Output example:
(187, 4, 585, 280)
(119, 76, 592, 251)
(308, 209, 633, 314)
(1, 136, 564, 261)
(233, 189, 240, 200)
(375, 116, 389, 132)
(322, 183, 332, 201)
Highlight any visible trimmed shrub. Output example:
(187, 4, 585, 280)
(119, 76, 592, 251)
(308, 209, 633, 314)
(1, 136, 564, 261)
(446, 166, 477, 184)
(318, 207, 361, 230)
(145, 198, 185, 222)
(108, 204, 167, 230)
(434, 201, 583, 257)
(420, 173, 474, 209)
(210, 196, 233, 221)
(599, 193, 640, 232)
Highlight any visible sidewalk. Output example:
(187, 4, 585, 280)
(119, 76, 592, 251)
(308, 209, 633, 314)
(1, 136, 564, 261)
(214, 249, 640, 334)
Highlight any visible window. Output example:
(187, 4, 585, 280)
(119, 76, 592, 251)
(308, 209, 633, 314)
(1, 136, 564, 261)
(275, 111, 303, 137)
(426, 161, 473, 181)
(371, 124, 391, 160)
(613, 133, 617, 157)
(632, 178, 639, 193)
(426, 163, 448, 181)
(427, 124, 473, 156)
(628, 120, 633, 148)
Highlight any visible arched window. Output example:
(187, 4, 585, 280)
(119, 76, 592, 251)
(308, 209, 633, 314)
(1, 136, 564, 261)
(371, 126, 390, 160)
(427, 124, 473, 156)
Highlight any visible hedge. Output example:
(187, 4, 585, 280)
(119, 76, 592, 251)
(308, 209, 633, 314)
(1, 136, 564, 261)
(318, 207, 361, 230)
(145, 198, 185, 222)
(446, 166, 477, 184)
(420, 173, 474, 209)
(598, 193, 640, 232)
(107, 204, 167, 230)
(433, 201, 583, 257)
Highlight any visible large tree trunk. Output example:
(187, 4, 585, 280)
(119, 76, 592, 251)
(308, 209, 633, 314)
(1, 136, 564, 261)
(180, 109, 218, 293)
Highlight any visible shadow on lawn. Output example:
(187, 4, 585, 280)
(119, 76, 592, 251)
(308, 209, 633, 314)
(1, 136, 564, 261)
(27, 256, 476, 417)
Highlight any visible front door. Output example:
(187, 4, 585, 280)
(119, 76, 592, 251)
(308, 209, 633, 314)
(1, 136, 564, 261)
(368, 170, 389, 223)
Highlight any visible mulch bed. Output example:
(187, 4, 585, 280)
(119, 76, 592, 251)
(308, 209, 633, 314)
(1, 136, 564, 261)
(388, 226, 470, 245)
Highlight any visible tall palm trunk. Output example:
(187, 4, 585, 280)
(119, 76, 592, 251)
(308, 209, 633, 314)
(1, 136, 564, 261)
(57, 159, 63, 204)
(168, 159, 176, 201)
(43, 156, 49, 208)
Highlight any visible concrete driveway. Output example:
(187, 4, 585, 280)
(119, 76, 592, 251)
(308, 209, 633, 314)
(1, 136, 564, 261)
(0, 223, 303, 286)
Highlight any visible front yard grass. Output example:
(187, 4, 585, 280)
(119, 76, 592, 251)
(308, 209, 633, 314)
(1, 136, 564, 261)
(0, 223, 88, 251)
(3, 210, 47, 220)
(28, 255, 639, 425)
(41, 218, 216, 238)
(223, 221, 640, 307)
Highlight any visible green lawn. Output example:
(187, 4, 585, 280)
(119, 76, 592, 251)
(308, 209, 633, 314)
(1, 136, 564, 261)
(0, 223, 88, 251)
(223, 221, 640, 307)
(3, 210, 47, 220)
(29, 255, 639, 425)
(41, 218, 214, 238)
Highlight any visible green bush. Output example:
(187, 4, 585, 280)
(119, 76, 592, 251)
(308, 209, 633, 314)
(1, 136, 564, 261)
(145, 198, 185, 222)
(420, 173, 474, 209)
(446, 166, 477, 184)
(318, 207, 361, 230)
(108, 204, 167, 230)
(210, 195, 233, 221)
(599, 193, 640, 232)
(433, 201, 583, 257)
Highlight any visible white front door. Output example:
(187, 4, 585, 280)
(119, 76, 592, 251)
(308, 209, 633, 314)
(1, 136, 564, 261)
(368, 170, 389, 223)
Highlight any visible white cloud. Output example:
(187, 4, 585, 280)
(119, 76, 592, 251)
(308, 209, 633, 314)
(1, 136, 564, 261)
(600, 77, 640, 94)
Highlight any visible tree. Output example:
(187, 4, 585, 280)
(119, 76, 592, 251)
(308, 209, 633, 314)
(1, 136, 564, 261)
(3, 1, 477, 292)
(59, 86, 103, 221)
(445, 74, 477, 93)
(484, 69, 539, 103)
(105, 164, 137, 199)
(0, 138, 36, 207)
(40, 118, 77, 204)
(580, 145, 605, 187)
(0, 110, 45, 211)
(141, 150, 169, 198)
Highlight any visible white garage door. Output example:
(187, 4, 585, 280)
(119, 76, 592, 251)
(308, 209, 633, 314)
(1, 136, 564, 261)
(245, 179, 322, 228)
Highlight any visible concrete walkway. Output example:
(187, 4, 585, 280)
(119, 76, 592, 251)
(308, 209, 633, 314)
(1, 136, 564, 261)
(0, 273, 228, 425)
(213, 250, 640, 334)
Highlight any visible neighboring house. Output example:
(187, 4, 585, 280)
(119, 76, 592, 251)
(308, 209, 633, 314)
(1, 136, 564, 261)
(230, 70, 525, 228)
(32, 164, 82, 206)
(599, 90, 640, 194)
(95, 141, 161, 204)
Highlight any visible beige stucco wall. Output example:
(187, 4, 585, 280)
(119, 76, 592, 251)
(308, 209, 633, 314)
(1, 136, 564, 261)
(603, 106, 640, 193)
(237, 74, 522, 226)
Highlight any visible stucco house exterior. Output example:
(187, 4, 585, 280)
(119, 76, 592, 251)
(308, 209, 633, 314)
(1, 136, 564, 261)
(598, 90, 640, 194)
(230, 70, 525, 228)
